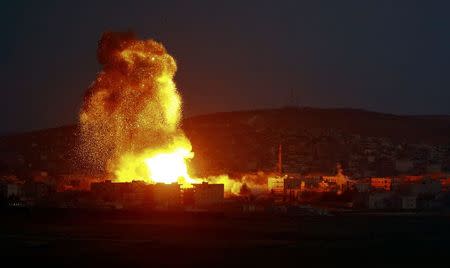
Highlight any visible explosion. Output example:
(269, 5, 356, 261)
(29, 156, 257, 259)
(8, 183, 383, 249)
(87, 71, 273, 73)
(79, 31, 271, 195)
(80, 31, 198, 187)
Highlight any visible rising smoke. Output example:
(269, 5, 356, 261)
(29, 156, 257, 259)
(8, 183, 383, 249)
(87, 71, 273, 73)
(79, 31, 191, 180)
(78, 31, 274, 194)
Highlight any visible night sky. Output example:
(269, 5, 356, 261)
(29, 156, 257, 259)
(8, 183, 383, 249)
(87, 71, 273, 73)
(1, 0, 450, 133)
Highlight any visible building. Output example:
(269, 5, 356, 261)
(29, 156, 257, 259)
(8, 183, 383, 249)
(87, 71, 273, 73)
(354, 181, 370, 192)
(368, 192, 395, 209)
(192, 182, 224, 207)
(22, 181, 54, 202)
(395, 159, 413, 173)
(401, 196, 416, 209)
(268, 176, 284, 195)
(153, 183, 181, 208)
(426, 163, 442, 173)
(6, 184, 20, 198)
(371, 177, 392, 191)
(440, 178, 450, 191)
(122, 181, 153, 207)
(407, 178, 442, 195)
(90, 180, 116, 201)
(91, 180, 149, 207)
(91, 180, 181, 209)
(391, 177, 403, 191)
(90, 180, 136, 203)
(0, 182, 21, 199)
(284, 177, 304, 201)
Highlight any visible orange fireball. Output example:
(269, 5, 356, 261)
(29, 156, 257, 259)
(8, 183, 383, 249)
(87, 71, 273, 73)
(80, 32, 200, 187)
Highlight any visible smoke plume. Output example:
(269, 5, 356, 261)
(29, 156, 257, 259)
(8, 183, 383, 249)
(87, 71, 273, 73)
(79, 31, 190, 180)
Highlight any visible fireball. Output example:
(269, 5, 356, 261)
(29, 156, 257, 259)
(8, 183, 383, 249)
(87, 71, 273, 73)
(80, 32, 253, 193)
(79, 31, 200, 187)
(145, 148, 194, 184)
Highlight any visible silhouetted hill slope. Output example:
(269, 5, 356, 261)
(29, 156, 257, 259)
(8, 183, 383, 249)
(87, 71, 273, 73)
(184, 107, 450, 144)
(1, 107, 449, 176)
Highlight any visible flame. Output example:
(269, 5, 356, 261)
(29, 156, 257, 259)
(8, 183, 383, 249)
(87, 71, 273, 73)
(79, 32, 274, 193)
(79, 31, 200, 187)
(207, 172, 272, 196)
(144, 149, 192, 183)
(114, 137, 198, 186)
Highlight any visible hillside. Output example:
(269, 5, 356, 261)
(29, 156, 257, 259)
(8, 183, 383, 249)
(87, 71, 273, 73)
(184, 107, 450, 144)
(1, 107, 450, 177)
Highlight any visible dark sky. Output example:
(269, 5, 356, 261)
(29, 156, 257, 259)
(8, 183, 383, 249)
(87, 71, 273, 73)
(1, 0, 450, 133)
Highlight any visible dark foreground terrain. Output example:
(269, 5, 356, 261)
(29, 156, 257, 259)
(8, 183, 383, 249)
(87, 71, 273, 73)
(1, 209, 449, 267)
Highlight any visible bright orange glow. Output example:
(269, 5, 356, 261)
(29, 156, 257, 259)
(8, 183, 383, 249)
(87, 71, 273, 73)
(79, 32, 257, 192)
(114, 140, 199, 187)
(145, 150, 190, 183)
(79, 32, 201, 187)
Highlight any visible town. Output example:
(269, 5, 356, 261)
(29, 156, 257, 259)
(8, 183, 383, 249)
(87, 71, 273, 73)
(2, 167, 449, 214)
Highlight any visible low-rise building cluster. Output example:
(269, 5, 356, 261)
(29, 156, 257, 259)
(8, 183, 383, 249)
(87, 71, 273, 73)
(0, 177, 224, 211)
(269, 172, 450, 211)
(2, 170, 450, 214)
